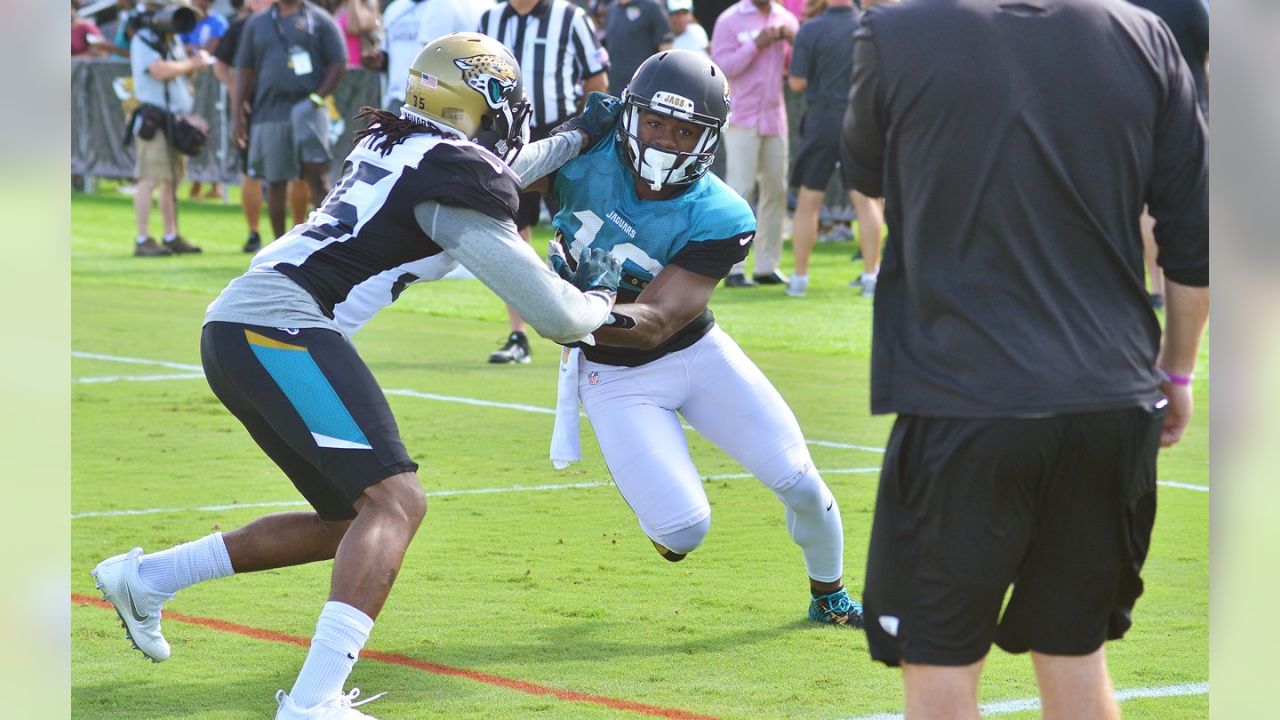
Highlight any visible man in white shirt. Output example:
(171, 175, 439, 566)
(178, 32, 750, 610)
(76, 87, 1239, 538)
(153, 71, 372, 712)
(378, 0, 486, 111)
(668, 0, 708, 54)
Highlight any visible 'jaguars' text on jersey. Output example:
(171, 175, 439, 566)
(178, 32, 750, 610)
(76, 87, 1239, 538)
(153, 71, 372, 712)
(552, 134, 755, 366)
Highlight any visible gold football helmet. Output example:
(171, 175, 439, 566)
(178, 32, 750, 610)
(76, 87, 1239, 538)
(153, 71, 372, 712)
(403, 32, 532, 163)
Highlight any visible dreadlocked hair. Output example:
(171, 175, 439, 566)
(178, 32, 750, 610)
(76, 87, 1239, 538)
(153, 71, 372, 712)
(352, 106, 455, 156)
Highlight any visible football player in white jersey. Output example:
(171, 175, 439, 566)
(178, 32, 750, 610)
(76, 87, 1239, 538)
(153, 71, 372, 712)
(545, 51, 865, 629)
(92, 33, 623, 720)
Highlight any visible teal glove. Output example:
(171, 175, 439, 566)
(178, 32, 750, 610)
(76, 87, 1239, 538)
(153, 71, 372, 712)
(551, 92, 623, 152)
(572, 247, 622, 295)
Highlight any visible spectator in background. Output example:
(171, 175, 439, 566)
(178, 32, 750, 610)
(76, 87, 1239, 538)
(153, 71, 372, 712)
(72, 0, 116, 58)
(667, 0, 708, 54)
(784, 0, 880, 298)
(182, 0, 230, 200)
(375, 0, 482, 111)
(588, 0, 608, 47)
(711, 0, 798, 287)
(479, 0, 609, 364)
(216, 0, 305, 253)
(128, 4, 210, 256)
(604, 0, 673, 98)
(330, 0, 382, 68)
(843, 0, 1208, 716)
(232, 0, 347, 242)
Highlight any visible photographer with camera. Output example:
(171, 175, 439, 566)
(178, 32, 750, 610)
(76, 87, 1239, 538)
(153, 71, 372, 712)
(127, 0, 210, 256)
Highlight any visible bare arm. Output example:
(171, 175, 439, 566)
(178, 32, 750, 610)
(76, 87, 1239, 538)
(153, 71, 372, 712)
(346, 0, 379, 34)
(1155, 279, 1209, 448)
(788, 75, 808, 94)
(581, 71, 608, 99)
(415, 202, 613, 343)
(231, 66, 255, 147)
(591, 265, 719, 350)
(314, 60, 346, 98)
(213, 58, 233, 88)
(146, 53, 205, 82)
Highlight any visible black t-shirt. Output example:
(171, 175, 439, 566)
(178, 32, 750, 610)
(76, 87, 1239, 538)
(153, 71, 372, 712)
(604, 0, 673, 96)
(1125, 0, 1209, 111)
(213, 14, 247, 66)
(842, 0, 1208, 418)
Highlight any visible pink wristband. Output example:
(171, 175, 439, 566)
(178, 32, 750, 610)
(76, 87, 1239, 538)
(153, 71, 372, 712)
(1158, 368, 1193, 386)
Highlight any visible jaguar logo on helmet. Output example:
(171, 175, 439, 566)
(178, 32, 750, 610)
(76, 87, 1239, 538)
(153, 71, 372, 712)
(453, 54, 520, 110)
(401, 33, 532, 164)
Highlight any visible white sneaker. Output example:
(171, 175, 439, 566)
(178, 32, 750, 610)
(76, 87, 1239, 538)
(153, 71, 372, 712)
(275, 689, 386, 719)
(91, 548, 174, 662)
(785, 275, 808, 297)
(861, 274, 877, 297)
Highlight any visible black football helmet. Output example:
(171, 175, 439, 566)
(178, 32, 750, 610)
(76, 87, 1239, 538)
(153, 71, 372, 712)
(616, 49, 731, 191)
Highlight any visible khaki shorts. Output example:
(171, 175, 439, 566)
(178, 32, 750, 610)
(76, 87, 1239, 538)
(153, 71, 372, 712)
(134, 132, 185, 183)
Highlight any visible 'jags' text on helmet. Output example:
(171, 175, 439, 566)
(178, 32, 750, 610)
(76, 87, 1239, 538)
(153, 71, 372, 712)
(617, 50, 731, 191)
(402, 32, 532, 164)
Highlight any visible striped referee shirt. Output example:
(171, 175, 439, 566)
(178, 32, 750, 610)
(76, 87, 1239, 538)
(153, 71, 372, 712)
(478, 0, 610, 131)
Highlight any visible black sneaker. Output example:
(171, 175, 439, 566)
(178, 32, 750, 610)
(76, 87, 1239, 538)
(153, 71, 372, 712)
(488, 332, 531, 364)
(243, 232, 262, 254)
(724, 273, 757, 288)
(753, 270, 789, 285)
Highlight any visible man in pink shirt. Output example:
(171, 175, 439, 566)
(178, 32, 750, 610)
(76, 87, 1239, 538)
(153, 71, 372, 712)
(711, 0, 799, 287)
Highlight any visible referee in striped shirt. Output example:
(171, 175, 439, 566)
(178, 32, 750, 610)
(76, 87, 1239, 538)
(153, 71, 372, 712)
(479, 0, 611, 365)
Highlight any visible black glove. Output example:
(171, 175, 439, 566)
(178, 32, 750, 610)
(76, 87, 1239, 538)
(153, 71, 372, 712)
(572, 247, 622, 295)
(551, 92, 623, 153)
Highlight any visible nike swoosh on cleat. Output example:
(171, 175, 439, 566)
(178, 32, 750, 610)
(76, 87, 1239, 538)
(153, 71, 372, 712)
(124, 584, 149, 623)
(826, 501, 833, 511)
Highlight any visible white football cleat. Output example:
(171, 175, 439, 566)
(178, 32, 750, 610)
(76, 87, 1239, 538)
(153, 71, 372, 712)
(91, 547, 175, 662)
(275, 689, 386, 719)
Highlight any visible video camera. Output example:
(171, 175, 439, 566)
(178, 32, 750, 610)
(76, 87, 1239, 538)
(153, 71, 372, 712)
(127, 1, 199, 36)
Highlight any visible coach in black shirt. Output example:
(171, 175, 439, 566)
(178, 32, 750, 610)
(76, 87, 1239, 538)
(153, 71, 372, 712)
(842, 0, 1208, 716)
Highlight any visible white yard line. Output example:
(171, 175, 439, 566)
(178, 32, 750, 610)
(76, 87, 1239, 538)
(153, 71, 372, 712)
(844, 681, 1207, 720)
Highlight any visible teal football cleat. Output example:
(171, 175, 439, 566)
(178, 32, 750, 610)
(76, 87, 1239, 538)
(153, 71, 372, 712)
(809, 587, 865, 628)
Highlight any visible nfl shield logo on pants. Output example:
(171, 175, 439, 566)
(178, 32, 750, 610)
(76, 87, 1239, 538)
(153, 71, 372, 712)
(588, 371, 599, 385)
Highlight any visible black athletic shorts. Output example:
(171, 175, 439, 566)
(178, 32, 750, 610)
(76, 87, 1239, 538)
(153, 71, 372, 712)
(863, 406, 1163, 667)
(200, 322, 419, 521)
(516, 124, 559, 230)
(789, 105, 855, 192)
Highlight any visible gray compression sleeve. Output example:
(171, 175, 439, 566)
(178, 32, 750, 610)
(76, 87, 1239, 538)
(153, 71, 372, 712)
(509, 132, 583, 189)
(415, 200, 611, 343)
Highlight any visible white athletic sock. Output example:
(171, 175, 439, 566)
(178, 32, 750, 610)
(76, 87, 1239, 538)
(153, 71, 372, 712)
(136, 235, 150, 244)
(137, 532, 235, 595)
(777, 466, 844, 583)
(289, 602, 374, 709)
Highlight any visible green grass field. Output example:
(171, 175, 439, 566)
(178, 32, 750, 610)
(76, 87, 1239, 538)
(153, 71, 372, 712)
(71, 185, 1208, 719)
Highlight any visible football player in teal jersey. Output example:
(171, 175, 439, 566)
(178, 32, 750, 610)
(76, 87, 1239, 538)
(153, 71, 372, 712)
(543, 50, 865, 628)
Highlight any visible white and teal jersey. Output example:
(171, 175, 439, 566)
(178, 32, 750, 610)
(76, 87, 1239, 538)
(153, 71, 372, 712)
(551, 135, 755, 366)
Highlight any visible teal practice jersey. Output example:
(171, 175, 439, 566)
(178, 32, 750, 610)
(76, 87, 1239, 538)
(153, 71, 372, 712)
(550, 134, 756, 366)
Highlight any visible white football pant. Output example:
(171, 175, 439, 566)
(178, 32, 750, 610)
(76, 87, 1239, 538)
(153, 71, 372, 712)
(577, 326, 844, 582)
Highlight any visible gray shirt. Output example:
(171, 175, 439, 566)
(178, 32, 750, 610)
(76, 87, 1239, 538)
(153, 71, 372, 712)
(130, 29, 195, 114)
(605, 0, 673, 96)
(790, 6, 859, 108)
(234, 1, 346, 123)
